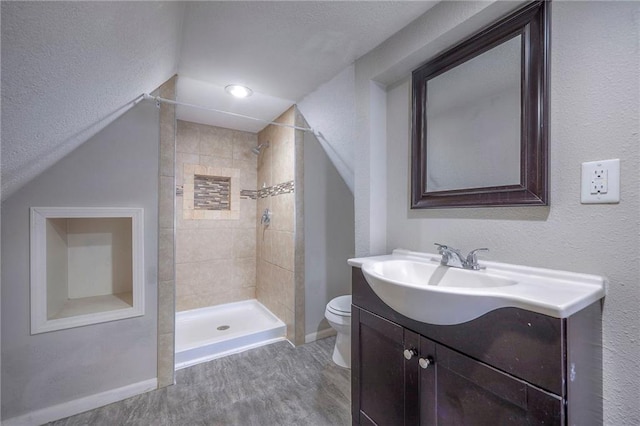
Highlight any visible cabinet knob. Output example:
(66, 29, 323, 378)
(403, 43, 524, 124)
(419, 357, 434, 369)
(403, 349, 417, 360)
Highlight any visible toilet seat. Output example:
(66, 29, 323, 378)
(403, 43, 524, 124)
(327, 295, 352, 316)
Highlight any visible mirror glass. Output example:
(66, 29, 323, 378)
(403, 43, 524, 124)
(425, 36, 521, 192)
(411, 0, 549, 209)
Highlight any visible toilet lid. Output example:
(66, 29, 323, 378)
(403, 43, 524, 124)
(328, 295, 352, 315)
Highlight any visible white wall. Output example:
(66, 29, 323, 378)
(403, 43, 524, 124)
(1, 101, 159, 421)
(303, 130, 355, 339)
(297, 64, 356, 193)
(354, 1, 639, 423)
(298, 66, 357, 339)
(354, 1, 524, 257)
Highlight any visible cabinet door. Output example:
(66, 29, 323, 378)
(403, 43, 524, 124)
(354, 308, 405, 425)
(434, 345, 564, 425)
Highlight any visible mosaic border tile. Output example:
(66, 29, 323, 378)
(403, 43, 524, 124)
(177, 181, 293, 201)
(258, 180, 295, 198)
(240, 189, 258, 200)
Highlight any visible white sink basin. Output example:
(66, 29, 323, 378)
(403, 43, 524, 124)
(350, 249, 606, 325)
(368, 259, 517, 289)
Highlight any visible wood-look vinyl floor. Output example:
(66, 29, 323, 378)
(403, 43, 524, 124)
(49, 337, 351, 426)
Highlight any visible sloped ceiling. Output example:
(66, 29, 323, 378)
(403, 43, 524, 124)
(1, 1, 437, 199)
(1, 1, 186, 199)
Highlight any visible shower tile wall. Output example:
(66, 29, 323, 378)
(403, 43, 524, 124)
(256, 107, 297, 342)
(157, 75, 177, 388)
(175, 120, 258, 312)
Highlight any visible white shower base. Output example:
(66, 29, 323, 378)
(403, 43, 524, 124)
(175, 299, 286, 370)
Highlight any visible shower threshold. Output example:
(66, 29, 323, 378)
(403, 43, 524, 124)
(175, 299, 287, 370)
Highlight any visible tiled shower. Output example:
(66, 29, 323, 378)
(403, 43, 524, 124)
(175, 120, 259, 311)
(173, 106, 303, 360)
(255, 107, 301, 343)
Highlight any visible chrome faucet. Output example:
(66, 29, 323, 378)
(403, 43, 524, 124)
(434, 243, 489, 270)
(434, 243, 466, 268)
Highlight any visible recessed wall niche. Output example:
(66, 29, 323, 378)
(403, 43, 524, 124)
(30, 207, 144, 334)
(194, 175, 231, 210)
(183, 164, 240, 220)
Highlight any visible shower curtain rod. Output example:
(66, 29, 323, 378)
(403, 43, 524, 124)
(142, 93, 315, 133)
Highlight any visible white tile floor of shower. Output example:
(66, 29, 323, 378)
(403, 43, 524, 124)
(175, 299, 287, 370)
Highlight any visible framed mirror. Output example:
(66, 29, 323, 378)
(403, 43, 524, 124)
(411, 1, 549, 209)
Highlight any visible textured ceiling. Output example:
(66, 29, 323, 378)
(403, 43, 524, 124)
(1, 1, 185, 198)
(1, 1, 437, 198)
(176, 1, 437, 132)
(180, 1, 437, 100)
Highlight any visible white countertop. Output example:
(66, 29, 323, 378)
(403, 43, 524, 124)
(349, 249, 606, 323)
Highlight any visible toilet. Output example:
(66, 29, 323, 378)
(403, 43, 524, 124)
(325, 295, 352, 368)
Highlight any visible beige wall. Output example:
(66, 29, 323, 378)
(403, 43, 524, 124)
(46, 218, 69, 319)
(175, 120, 258, 311)
(157, 76, 176, 388)
(66, 218, 132, 298)
(256, 107, 297, 342)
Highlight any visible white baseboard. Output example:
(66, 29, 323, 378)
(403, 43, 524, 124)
(3, 378, 157, 426)
(305, 327, 336, 343)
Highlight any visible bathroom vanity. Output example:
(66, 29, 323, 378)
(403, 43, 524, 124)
(349, 251, 605, 425)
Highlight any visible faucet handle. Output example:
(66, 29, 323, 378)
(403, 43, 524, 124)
(465, 248, 489, 269)
(435, 243, 464, 267)
(434, 242, 462, 257)
(434, 243, 448, 253)
(434, 243, 460, 253)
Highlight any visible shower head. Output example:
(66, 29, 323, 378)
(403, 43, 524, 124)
(251, 142, 269, 155)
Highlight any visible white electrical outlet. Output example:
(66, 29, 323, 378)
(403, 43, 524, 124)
(590, 168, 607, 195)
(581, 159, 620, 204)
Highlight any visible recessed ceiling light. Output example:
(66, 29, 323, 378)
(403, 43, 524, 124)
(225, 84, 253, 98)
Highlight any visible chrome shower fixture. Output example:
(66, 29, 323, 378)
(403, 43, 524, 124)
(260, 208, 271, 225)
(251, 142, 270, 155)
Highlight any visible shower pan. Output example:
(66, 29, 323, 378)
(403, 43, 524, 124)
(175, 299, 285, 369)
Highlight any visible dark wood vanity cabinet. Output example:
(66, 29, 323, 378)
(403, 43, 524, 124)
(351, 268, 603, 426)
(354, 307, 407, 425)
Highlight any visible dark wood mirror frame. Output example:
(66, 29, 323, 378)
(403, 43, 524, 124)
(411, 1, 549, 209)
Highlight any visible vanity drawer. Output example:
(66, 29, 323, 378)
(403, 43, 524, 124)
(433, 344, 564, 425)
